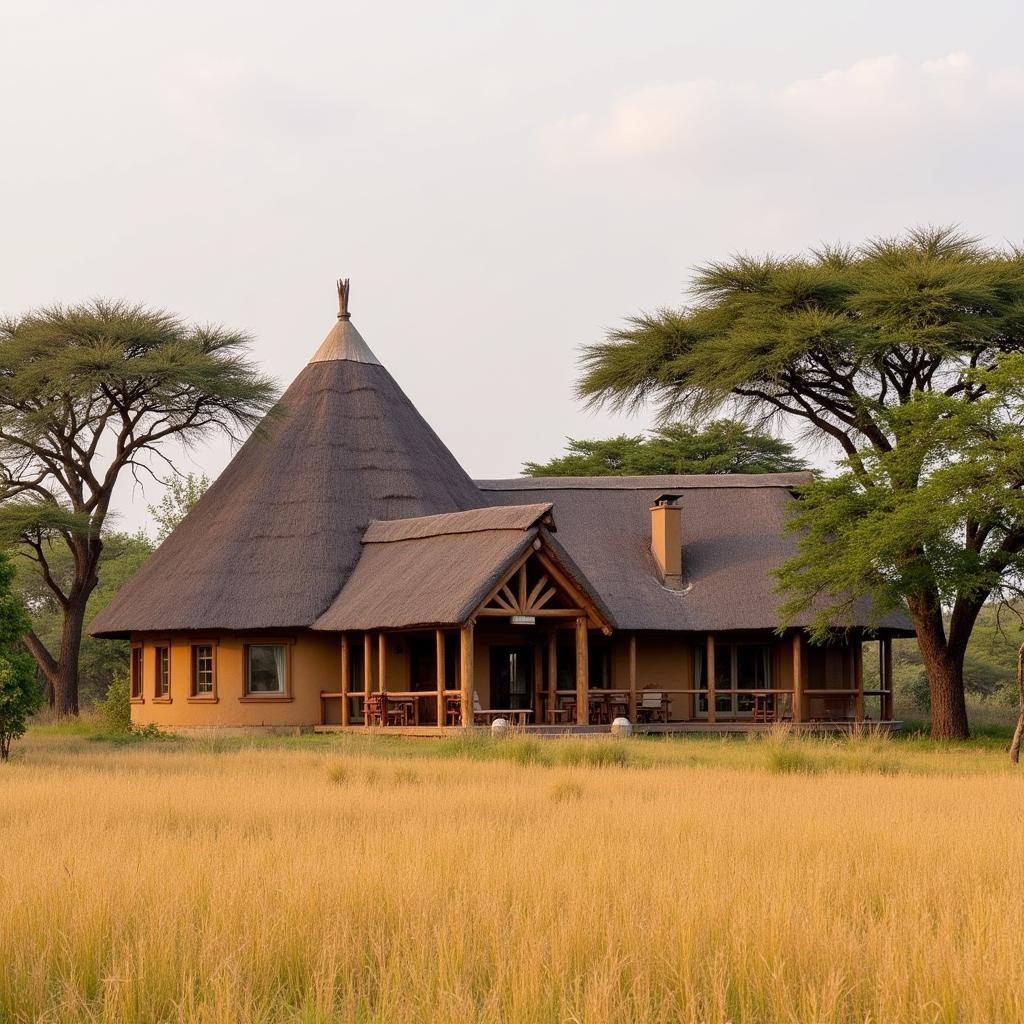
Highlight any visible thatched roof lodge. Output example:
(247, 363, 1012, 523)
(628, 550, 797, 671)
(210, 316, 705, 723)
(90, 282, 913, 733)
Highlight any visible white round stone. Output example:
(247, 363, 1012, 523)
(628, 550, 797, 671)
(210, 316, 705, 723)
(610, 717, 633, 737)
(490, 718, 509, 736)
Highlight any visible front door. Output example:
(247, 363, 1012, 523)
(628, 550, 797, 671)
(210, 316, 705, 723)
(490, 645, 533, 710)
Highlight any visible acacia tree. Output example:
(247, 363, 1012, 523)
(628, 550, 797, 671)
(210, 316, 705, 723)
(0, 301, 278, 716)
(524, 419, 807, 476)
(578, 228, 1024, 740)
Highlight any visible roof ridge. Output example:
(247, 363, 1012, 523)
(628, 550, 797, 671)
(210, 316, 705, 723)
(362, 503, 554, 544)
(476, 472, 812, 491)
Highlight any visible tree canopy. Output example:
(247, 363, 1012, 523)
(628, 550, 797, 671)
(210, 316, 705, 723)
(148, 472, 210, 542)
(523, 420, 807, 477)
(0, 300, 278, 714)
(578, 227, 1024, 739)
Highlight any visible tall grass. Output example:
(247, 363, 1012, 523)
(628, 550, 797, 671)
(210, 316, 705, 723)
(1, 730, 1022, 1022)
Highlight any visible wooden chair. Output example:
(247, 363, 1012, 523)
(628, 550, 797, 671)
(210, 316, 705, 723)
(364, 693, 384, 726)
(753, 694, 776, 723)
(444, 694, 462, 726)
(636, 691, 669, 723)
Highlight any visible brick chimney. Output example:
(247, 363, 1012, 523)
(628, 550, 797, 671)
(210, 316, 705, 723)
(650, 494, 683, 590)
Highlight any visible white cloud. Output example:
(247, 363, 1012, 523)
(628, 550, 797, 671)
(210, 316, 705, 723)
(544, 52, 1024, 171)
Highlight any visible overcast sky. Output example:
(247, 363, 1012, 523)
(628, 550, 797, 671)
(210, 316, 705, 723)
(2, 1, 1023, 535)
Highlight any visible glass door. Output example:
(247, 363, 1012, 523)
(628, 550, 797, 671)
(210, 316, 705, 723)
(695, 643, 772, 719)
(490, 645, 533, 710)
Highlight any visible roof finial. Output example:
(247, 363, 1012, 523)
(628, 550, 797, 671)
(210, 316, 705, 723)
(336, 278, 351, 320)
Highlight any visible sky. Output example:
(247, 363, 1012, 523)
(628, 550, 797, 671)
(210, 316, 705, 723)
(2, 0, 1023, 535)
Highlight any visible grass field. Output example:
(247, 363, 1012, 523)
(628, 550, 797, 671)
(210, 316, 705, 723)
(2, 724, 1023, 1024)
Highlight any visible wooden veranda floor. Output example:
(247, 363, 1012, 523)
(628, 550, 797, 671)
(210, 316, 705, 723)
(313, 721, 904, 738)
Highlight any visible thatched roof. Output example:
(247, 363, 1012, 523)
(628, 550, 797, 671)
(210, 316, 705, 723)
(477, 475, 915, 636)
(312, 504, 614, 631)
(89, 311, 483, 638)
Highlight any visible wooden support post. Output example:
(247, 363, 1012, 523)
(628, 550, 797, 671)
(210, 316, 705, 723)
(628, 632, 637, 722)
(575, 616, 589, 726)
(378, 633, 387, 693)
(460, 621, 475, 727)
(363, 633, 372, 726)
(435, 629, 446, 727)
(882, 638, 894, 721)
(854, 637, 864, 723)
(340, 633, 350, 727)
(533, 642, 543, 724)
(706, 634, 716, 725)
(792, 631, 803, 724)
(547, 630, 557, 725)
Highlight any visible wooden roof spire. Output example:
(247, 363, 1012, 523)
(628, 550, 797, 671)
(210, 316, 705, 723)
(337, 278, 351, 320)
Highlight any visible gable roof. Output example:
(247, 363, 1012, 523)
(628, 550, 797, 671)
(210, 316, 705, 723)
(89, 311, 483, 639)
(477, 475, 914, 636)
(312, 504, 613, 632)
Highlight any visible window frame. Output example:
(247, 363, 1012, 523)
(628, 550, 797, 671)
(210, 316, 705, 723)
(189, 642, 218, 702)
(130, 643, 144, 702)
(153, 643, 171, 702)
(241, 640, 293, 702)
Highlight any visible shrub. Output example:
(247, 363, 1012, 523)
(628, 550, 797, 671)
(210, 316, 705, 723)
(95, 672, 132, 734)
(0, 554, 43, 762)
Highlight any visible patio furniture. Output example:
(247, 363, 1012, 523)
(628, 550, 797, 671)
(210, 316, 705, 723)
(753, 694, 776, 723)
(546, 705, 572, 725)
(636, 690, 670, 723)
(384, 696, 414, 726)
(472, 691, 533, 727)
(444, 694, 462, 726)
(364, 693, 385, 726)
(557, 694, 577, 722)
(588, 692, 609, 725)
(607, 693, 629, 719)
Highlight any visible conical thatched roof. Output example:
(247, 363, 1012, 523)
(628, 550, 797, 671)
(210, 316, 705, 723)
(90, 285, 483, 638)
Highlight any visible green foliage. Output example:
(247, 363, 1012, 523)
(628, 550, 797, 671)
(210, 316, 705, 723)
(578, 226, 1024, 737)
(94, 672, 132, 734)
(0, 299, 278, 713)
(776, 368, 1024, 639)
(524, 419, 807, 476)
(148, 473, 210, 542)
(14, 531, 154, 706)
(0, 553, 43, 760)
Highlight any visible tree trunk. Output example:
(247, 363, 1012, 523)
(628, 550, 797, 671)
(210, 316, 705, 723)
(906, 597, 970, 740)
(1010, 643, 1024, 765)
(51, 595, 88, 718)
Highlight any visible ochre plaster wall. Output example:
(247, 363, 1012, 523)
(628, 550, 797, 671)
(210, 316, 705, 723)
(130, 631, 340, 729)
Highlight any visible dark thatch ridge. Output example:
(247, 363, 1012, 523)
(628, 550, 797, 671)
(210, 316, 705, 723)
(362, 503, 553, 543)
(478, 476, 914, 636)
(89, 355, 484, 638)
(312, 505, 614, 632)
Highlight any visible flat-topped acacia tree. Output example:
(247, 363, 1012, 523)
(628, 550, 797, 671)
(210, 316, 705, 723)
(0, 300, 278, 716)
(578, 228, 1024, 740)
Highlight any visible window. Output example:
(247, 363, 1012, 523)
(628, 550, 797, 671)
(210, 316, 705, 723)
(246, 644, 287, 695)
(130, 646, 144, 700)
(155, 646, 170, 699)
(191, 645, 215, 697)
(695, 643, 773, 718)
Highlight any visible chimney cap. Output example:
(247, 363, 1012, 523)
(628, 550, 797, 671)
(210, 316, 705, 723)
(652, 493, 682, 507)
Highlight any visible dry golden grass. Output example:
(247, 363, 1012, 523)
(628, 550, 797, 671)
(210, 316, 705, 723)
(2, 728, 1023, 1023)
